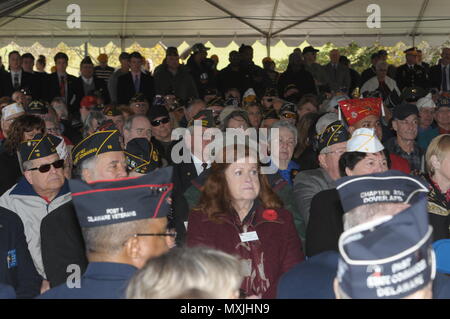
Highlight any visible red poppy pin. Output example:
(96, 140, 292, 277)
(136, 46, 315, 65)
(262, 209, 278, 221)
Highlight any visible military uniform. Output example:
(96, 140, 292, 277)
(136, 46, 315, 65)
(395, 48, 429, 91)
(39, 163, 174, 299)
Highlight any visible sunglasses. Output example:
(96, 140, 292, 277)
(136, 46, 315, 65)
(28, 159, 64, 173)
(151, 117, 170, 126)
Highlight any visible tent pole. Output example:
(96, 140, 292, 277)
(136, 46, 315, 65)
(266, 36, 271, 57)
(120, 37, 125, 52)
(84, 42, 88, 57)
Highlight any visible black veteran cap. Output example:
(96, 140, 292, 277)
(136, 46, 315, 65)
(336, 170, 429, 214)
(316, 120, 349, 153)
(129, 93, 147, 104)
(69, 167, 174, 228)
(436, 95, 450, 109)
(125, 138, 162, 174)
(188, 109, 215, 128)
(19, 133, 60, 162)
(72, 130, 122, 166)
(207, 96, 225, 107)
(149, 104, 169, 122)
(392, 103, 419, 120)
(26, 100, 48, 115)
(336, 196, 435, 299)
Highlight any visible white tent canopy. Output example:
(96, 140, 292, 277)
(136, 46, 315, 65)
(0, 0, 449, 49)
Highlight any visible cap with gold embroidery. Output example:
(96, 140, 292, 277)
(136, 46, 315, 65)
(338, 98, 383, 127)
(72, 130, 122, 166)
(103, 105, 122, 117)
(18, 133, 60, 162)
(346, 128, 384, 153)
(25, 100, 48, 115)
(317, 120, 349, 153)
(125, 138, 162, 174)
(188, 109, 215, 128)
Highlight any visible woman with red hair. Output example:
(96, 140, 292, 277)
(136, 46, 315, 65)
(186, 143, 304, 298)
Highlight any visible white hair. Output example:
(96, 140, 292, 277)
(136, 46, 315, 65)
(126, 247, 243, 299)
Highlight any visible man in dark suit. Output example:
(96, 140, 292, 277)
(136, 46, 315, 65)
(417, 49, 430, 75)
(323, 49, 350, 94)
(171, 110, 214, 244)
(46, 52, 78, 120)
(395, 47, 429, 91)
(0, 51, 37, 98)
(429, 47, 450, 91)
(73, 56, 109, 108)
(21, 52, 46, 100)
(117, 51, 154, 105)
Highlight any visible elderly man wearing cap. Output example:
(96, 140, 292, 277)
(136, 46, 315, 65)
(338, 97, 411, 173)
(153, 47, 198, 101)
(293, 115, 349, 243)
(416, 93, 436, 134)
(108, 52, 130, 104)
(306, 128, 388, 257)
(386, 103, 424, 174)
(303, 46, 328, 92)
(418, 95, 450, 150)
(117, 51, 155, 105)
(93, 53, 114, 85)
(395, 47, 429, 91)
(0, 133, 87, 290)
(171, 109, 216, 244)
(73, 128, 127, 183)
(39, 169, 174, 299)
(279, 170, 450, 299)
(74, 56, 109, 110)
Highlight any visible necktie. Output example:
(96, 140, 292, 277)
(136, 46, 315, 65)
(13, 73, 19, 89)
(60, 75, 66, 99)
(442, 66, 448, 91)
(201, 162, 208, 172)
(134, 75, 140, 93)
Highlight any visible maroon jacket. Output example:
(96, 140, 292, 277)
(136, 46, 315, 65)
(186, 204, 304, 298)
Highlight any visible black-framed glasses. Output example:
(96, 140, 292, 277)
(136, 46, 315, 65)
(151, 117, 170, 126)
(28, 159, 64, 173)
(134, 232, 177, 237)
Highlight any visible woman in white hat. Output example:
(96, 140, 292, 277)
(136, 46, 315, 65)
(305, 127, 389, 257)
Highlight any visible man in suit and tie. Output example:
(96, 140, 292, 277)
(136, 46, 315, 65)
(117, 51, 154, 105)
(0, 51, 37, 99)
(74, 56, 109, 107)
(323, 49, 350, 94)
(429, 47, 450, 91)
(21, 53, 46, 100)
(46, 52, 78, 120)
(171, 110, 215, 244)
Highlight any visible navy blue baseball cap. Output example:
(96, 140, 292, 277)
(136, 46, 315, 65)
(336, 170, 429, 214)
(72, 129, 122, 166)
(336, 196, 435, 299)
(69, 166, 173, 228)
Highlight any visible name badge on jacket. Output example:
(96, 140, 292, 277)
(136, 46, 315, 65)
(239, 231, 259, 243)
(7, 250, 17, 269)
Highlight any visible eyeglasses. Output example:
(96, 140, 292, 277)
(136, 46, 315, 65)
(133, 128, 152, 136)
(28, 159, 64, 173)
(151, 117, 170, 126)
(264, 98, 274, 103)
